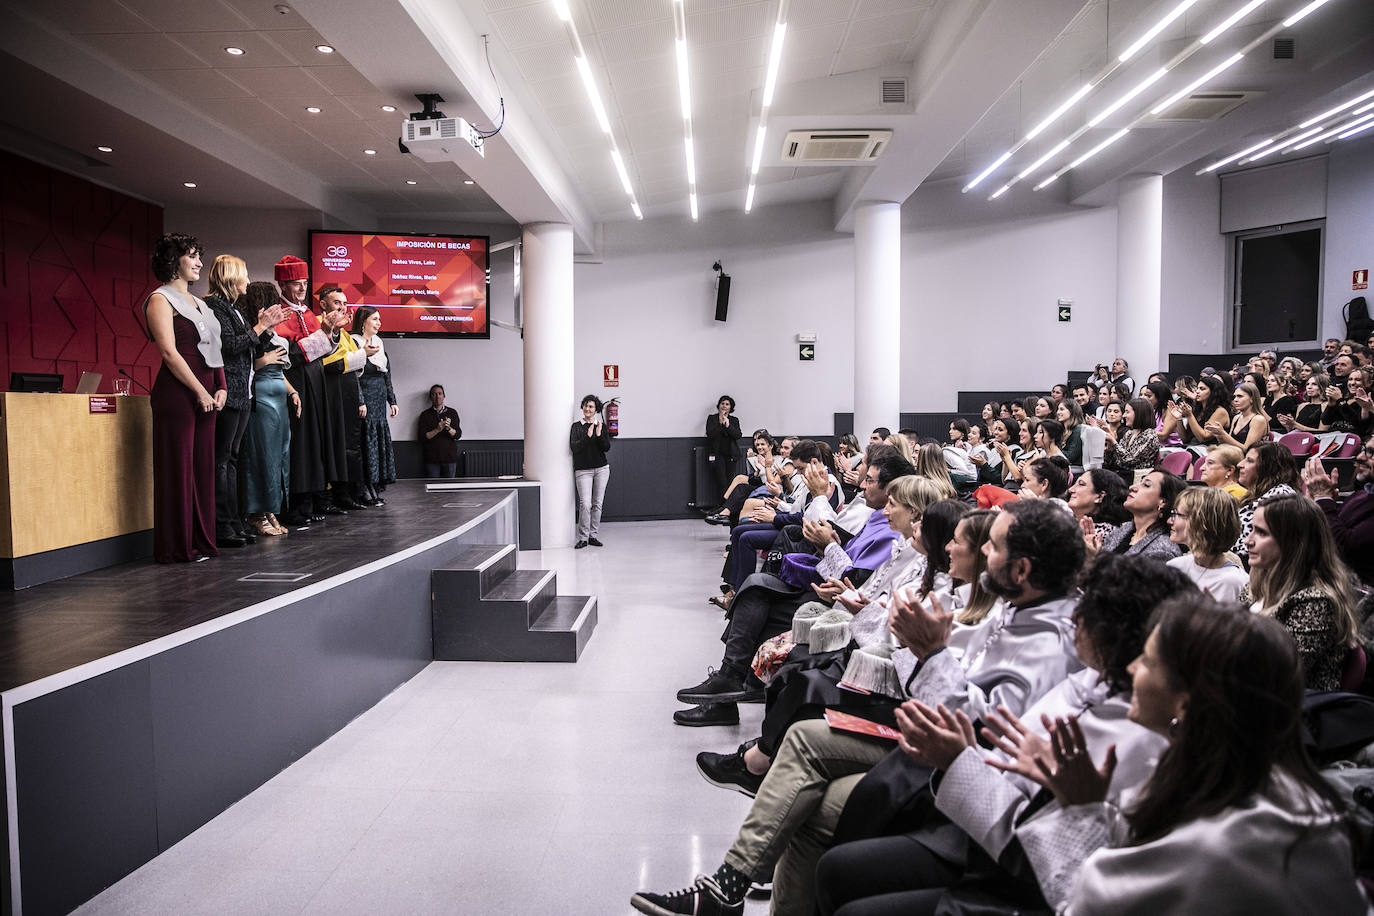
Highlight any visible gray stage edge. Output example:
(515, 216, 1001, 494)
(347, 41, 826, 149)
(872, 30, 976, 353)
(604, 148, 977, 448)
(0, 492, 520, 916)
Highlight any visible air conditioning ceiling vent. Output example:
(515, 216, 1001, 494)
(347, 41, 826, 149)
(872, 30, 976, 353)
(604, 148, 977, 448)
(781, 130, 893, 163)
(1152, 91, 1260, 122)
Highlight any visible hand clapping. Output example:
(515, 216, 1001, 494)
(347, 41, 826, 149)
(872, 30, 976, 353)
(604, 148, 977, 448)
(982, 707, 1115, 807)
(887, 588, 953, 658)
(895, 700, 976, 771)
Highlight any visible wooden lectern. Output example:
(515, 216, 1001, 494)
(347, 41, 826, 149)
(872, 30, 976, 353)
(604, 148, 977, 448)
(0, 392, 153, 587)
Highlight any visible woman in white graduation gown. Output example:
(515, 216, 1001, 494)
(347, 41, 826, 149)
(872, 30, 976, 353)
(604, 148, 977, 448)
(1012, 595, 1366, 915)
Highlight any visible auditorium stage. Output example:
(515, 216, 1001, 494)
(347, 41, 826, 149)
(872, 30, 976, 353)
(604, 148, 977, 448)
(0, 482, 526, 916)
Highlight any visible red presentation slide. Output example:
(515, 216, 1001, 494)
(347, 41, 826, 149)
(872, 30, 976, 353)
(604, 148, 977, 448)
(309, 231, 489, 336)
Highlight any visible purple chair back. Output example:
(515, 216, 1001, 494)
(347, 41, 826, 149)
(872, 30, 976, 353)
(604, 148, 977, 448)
(1336, 433, 1364, 458)
(1278, 431, 1315, 457)
(1159, 451, 1194, 477)
(1342, 645, 1367, 694)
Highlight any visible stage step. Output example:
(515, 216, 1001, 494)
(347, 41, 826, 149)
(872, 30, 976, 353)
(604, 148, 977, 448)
(431, 545, 597, 662)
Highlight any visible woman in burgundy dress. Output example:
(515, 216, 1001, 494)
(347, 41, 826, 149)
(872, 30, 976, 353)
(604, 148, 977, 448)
(143, 233, 227, 563)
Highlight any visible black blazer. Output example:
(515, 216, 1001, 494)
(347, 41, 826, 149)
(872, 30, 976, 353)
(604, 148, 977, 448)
(205, 294, 258, 411)
(705, 413, 742, 459)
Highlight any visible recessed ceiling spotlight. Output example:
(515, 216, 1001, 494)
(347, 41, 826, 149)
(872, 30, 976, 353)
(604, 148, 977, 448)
(96, 145, 113, 153)
(224, 46, 245, 56)
(364, 148, 377, 155)
(380, 105, 397, 112)
(315, 44, 334, 54)
(405, 179, 417, 185)
(463, 179, 474, 185)
(183, 182, 197, 188)
(305, 106, 322, 113)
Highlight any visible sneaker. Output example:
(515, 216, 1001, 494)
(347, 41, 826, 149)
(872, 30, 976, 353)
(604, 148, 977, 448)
(676, 667, 748, 704)
(696, 746, 764, 797)
(631, 875, 743, 916)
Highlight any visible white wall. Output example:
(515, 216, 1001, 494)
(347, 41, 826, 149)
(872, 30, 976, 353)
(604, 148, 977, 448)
(573, 202, 856, 439)
(1161, 168, 1226, 358)
(899, 205, 1120, 409)
(1322, 132, 1374, 342)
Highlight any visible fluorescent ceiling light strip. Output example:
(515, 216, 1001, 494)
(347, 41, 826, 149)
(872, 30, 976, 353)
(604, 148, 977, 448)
(1200, 0, 1266, 43)
(745, 183, 756, 212)
(1200, 136, 1274, 172)
(1067, 128, 1130, 169)
(751, 125, 767, 175)
(1119, 0, 1200, 62)
(1299, 88, 1374, 128)
(574, 55, 611, 133)
(1088, 68, 1168, 126)
(1337, 120, 1374, 140)
(676, 40, 691, 119)
(762, 22, 787, 108)
(1026, 84, 1093, 140)
(685, 138, 696, 185)
(1292, 112, 1374, 150)
(1273, 125, 1325, 151)
(689, 192, 699, 221)
(1245, 128, 1318, 161)
(1283, 0, 1334, 27)
(552, 0, 571, 21)
(989, 183, 1012, 200)
(962, 151, 1012, 192)
(631, 201, 643, 220)
(1355, 100, 1374, 116)
(1034, 174, 1059, 191)
(1016, 138, 1071, 180)
(610, 149, 633, 194)
(1151, 52, 1243, 115)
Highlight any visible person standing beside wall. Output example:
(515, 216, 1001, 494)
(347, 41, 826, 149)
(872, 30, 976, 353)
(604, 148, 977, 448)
(705, 394, 742, 512)
(571, 394, 611, 549)
(419, 384, 462, 477)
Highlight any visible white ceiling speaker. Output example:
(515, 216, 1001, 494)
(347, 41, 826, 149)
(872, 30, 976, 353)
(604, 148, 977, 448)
(780, 130, 893, 163)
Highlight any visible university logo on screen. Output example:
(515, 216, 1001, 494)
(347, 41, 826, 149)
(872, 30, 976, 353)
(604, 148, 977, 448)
(321, 244, 353, 272)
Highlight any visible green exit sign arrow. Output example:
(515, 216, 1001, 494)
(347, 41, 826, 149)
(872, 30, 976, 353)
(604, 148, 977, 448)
(799, 344, 815, 360)
(1057, 304, 1072, 322)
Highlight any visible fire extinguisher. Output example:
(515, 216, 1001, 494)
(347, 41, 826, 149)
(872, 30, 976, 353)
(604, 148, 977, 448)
(605, 397, 620, 437)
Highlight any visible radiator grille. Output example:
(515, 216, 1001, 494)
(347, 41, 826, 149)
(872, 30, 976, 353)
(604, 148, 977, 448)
(464, 449, 523, 477)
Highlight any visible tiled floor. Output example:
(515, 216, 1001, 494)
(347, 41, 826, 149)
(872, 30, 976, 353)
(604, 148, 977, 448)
(75, 520, 772, 915)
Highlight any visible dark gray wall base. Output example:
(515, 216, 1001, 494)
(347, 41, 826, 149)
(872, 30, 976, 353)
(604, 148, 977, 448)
(3, 531, 153, 590)
(6, 500, 516, 916)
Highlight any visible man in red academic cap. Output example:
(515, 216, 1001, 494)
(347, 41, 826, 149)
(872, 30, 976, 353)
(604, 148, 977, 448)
(272, 255, 335, 527)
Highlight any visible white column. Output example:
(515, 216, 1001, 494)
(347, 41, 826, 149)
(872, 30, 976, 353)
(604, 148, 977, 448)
(853, 201, 902, 441)
(1115, 174, 1164, 380)
(521, 222, 576, 547)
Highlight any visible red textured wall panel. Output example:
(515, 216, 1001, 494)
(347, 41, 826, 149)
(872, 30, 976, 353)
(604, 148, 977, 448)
(0, 149, 164, 393)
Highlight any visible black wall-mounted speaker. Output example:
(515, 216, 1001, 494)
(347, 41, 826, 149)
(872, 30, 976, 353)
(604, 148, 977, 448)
(714, 274, 731, 322)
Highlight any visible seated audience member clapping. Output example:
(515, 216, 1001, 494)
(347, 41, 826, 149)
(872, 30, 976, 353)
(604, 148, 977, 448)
(1089, 470, 1184, 561)
(1198, 444, 1246, 499)
(676, 452, 911, 727)
(1055, 398, 1085, 465)
(965, 422, 1002, 485)
(1067, 467, 1130, 543)
(999, 419, 1043, 485)
(1233, 441, 1299, 563)
(815, 554, 1195, 916)
(1174, 373, 1232, 445)
(1005, 598, 1365, 914)
(1238, 494, 1358, 692)
(1018, 455, 1072, 502)
(1209, 382, 1269, 452)
(707, 429, 781, 526)
(1301, 435, 1374, 586)
(1111, 398, 1160, 475)
(1166, 486, 1249, 603)
(1278, 373, 1336, 433)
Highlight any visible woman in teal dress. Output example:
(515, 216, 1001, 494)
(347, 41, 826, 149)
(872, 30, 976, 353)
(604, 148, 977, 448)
(242, 281, 298, 535)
